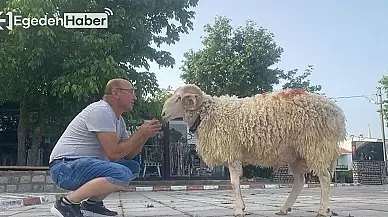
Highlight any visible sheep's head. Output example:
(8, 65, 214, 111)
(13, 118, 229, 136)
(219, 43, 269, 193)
(161, 84, 204, 122)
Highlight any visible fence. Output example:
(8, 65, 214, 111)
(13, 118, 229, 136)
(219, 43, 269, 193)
(26, 149, 44, 166)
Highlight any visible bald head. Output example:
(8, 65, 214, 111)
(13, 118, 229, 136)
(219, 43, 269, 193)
(104, 78, 131, 96)
(102, 78, 137, 114)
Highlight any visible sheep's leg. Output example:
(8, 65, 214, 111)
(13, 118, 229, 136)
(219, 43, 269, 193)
(316, 170, 331, 217)
(275, 173, 304, 215)
(275, 162, 305, 215)
(229, 162, 245, 217)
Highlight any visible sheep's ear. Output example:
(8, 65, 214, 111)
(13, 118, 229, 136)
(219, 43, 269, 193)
(182, 93, 199, 110)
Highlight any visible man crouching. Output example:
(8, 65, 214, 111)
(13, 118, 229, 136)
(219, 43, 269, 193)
(49, 78, 161, 217)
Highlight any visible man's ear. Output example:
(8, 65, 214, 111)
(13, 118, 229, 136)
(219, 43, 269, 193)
(182, 93, 199, 110)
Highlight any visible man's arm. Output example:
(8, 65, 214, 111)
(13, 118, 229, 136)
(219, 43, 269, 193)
(84, 105, 161, 161)
(118, 120, 148, 160)
(96, 130, 149, 161)
(96, 120, 161, 161)
(118, 137, 144, 160)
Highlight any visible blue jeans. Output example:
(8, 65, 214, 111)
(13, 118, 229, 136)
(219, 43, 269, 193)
(49, 158, 140, 191)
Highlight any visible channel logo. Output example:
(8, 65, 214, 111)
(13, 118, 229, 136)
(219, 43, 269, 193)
(0, 8, 113, 31)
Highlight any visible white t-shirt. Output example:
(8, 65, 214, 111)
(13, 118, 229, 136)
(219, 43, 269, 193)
(49, 100, 129, 163)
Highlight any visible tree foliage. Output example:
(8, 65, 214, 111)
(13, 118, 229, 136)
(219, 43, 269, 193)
(279, 65, 322, 93)
(379, 76, 388, 126)
(0, 0, 199, 165)
(130, 86, 173, 121)
(180, 16, 284, 97)
(180, 16, 323, 99)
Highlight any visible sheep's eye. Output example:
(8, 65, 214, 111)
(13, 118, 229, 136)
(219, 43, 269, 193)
(175, 96, 181, 102)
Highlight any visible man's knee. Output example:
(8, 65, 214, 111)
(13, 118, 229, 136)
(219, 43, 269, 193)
(130, 160, 141, 179)
(113, 159, 140, 181)
(116, 159, 141, 176)
(129, 160, 141, 175)
(106, 164, 133, 186)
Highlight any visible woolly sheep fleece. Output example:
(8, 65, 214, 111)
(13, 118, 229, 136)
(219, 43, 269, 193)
(165, 85, 347, 176)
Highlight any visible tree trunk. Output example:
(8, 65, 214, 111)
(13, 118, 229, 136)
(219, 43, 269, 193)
(31, 114, 45, 149)
(17, 105, 27, 166)
(29, 113, 45, 166)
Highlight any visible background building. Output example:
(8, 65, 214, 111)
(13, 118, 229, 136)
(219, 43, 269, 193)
(339, 135, 388, 184)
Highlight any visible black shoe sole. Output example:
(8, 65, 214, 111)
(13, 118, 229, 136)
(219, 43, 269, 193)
(82, 210, 118, 217)
(51, 204, 66, 217)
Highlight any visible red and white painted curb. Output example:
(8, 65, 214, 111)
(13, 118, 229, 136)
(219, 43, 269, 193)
(0, 183, 360, 211)
(123, 182, 361, 192)
(0, 194, 57, 211)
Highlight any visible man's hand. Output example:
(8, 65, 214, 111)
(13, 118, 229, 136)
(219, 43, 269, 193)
(137, 119, 162, 138)
(122, 119, 162, 160)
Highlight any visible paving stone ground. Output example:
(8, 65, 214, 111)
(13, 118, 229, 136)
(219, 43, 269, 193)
(1, 185, 388, 217)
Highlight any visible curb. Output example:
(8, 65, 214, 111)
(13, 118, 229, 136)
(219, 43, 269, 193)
(0, 183, 360, 211)
(0, 194, 57, 211)
(123, 182, 361, 192)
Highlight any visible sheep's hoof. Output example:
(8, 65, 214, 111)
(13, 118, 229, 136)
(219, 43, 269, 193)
(275, 211, 287, 215)
(316, 211, 328, 217)
(234, 211, 244, 216)
(316, 207, 331, 216)
(275, 207, 291, 215)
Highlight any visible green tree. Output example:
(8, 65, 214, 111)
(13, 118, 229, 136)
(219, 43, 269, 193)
(0, 0, 199, 165)
(279, 65, 322, 93)
(179, 15, 323, 179)
(180, 16, 284, 97)
(180, 16, 322, 97)
(130, 86, 173, 121)
(379, 76, 388, 126)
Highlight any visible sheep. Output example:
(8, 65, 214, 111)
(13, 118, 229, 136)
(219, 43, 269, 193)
(161, 84, 346, 217)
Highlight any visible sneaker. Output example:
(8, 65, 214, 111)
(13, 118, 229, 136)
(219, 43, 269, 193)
(50, 197, 84, 217)
(81, 201, 118, 217)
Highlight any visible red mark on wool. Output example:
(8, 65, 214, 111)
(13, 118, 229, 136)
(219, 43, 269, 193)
(277, 88, 306, 100)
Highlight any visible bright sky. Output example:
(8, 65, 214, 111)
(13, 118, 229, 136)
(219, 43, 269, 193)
(149, 0, 388, 139)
